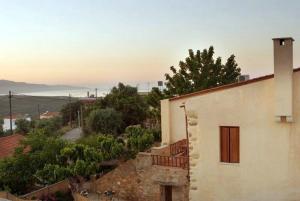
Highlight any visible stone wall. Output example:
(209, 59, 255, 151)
(90, 153, 189, 201)
(72, 193, 89, 201)
(21, 180, 70, 200)
(0, 191, 37, 201)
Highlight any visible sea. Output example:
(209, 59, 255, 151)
(14, 88, 153, 98)
(21, 89, 109, 98)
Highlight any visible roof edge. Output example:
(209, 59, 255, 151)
(169, 67, 300, 101)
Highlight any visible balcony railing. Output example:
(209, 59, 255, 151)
(151, 155, 188, 169)
(170, 139, 187, 156)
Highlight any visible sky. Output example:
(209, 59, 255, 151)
(0, 0, 299, 87)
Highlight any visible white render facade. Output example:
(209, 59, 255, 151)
(161, 38, 300, 201)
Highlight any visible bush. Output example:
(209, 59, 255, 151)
(126, 125, 154, 156)
(78, 135, 124, 160)
(35, 117, 63, 136)
(86, 108, 123, 135)
(15, 119, 32, 134)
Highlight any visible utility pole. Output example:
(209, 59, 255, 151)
(37, 104, 41, 120)
(9, 91, 13, 135)
(80, 105, 84, 129)
(69, 94, 72, 127)
(77, 110, 80, 128)
(180, 103, 190, 182)
(95, 88, 98, 99)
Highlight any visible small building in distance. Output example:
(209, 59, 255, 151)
(40, 111, 60, 119)
(2, 114, 31, 132)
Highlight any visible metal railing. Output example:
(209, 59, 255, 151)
(170, 139, 187, 156)
(151, 155, 188, 169)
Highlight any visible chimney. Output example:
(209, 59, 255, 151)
(273, 37, 294, 122)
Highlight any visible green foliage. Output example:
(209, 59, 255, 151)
(60, 101, 82, 125)
(0, 128, 127, 194)
(35, 164, 72, 185)
(149, 128, 161, 142)
(126, 125, 154, 156)
(86, 108, 122, 135)
(79, 135, 124, 160)
(0, 154, 36, 194)
(0, 118, 4, 135)
(146, 87, 165, 109)
(54, 191, 74, 201)
(34, 117, 63, 136)
(15, 119, 32, 134)
(101, 83, 148, 129)
(164, 47, 241, 96)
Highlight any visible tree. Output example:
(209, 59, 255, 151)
(15, 119, 32, 134)
(164, 47, 241, 96)
(35, 164, 72, 185)
(126, 125, 154, 155)
(102, 83, 148, 129)
(146, 87, 166, 128)
(60, 101, 82, 126)
(35, 117, 63, 136)
(86, 108, 123, 135)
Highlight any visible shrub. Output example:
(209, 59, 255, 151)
(126, 125, 154, 156)
(15, 119, 32, 134)
(35, 117, 63, 136)
(86, 108, 123, 135)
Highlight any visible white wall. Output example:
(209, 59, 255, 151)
(2, 117, 31, 132)
(3, 118, 16, 131)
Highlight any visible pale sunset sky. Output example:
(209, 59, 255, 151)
(0, 0, 299, 86)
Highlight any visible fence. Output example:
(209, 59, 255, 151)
(151, 155, 188, 169)
(170, 139, 187, 156)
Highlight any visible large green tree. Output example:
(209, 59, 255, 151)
(86, 108, 123, 135)
(146, 87, 166, 128)
(60, 101, 82, 126)
(164, 47, 241, 96)
(102, 83, 148, 129)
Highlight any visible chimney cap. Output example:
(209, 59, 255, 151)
(272, 37, 294, 41)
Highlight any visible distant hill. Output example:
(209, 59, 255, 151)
(0, 80, 87, 94)
(0, 95, 79, 118)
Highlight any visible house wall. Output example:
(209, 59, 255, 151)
(3, 118, 16, 131)
(161, 71, 300, 201)
(161, 98, 187, 144)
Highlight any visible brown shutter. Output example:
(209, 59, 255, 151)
(220, 127, 230, 162)
(229, 127, 240, 163)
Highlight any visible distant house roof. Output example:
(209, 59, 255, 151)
(3, 114, 30, 120)
(169, 67, 300, 101)
(79, 98, 97, 104)
(40, 111, 60, 118)
(0, 134, 25, 159)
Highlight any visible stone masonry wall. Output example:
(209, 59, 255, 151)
(91, 153, 189, 201)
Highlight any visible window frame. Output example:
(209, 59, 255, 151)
(220, 126, 240, 164)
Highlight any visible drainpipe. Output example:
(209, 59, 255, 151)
(180, 103, 190, 182)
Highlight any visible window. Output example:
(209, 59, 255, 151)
(280, 39, 285, 46)
(220, 126, 239, 163)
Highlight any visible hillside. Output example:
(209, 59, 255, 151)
(0, 80, 87, 94)
(0, 95, 78, 118)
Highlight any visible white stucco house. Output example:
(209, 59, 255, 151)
(160, 37, 300, 201)
(2, 114, 31, 132)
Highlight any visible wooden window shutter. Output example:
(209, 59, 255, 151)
(220, 127, 230, 162)
(229, 127, 240, 163)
